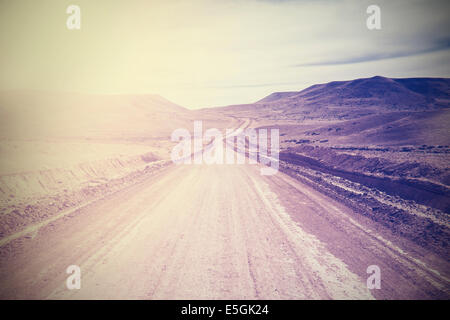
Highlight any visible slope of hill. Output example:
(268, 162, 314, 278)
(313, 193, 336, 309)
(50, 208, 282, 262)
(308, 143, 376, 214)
(0, 91, 191, 141)
(257, 91, 299, 103)
(258, 76, 450, 110)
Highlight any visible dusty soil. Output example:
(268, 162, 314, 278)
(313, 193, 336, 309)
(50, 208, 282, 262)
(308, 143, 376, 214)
(0, 149, 448, 299)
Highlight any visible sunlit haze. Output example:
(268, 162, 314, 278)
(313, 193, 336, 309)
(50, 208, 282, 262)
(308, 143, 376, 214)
(0, 0, 449, 108)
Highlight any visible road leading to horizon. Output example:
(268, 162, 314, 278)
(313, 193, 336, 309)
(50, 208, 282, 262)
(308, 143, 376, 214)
(0, 126, 448, 300)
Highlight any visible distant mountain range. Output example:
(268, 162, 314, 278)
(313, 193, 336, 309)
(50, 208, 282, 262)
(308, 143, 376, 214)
(257, 76, 450, 109)
(211, 76, 450, 120)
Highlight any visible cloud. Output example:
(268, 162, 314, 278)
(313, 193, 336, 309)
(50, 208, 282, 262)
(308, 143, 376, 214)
(294, 40, 450, 66)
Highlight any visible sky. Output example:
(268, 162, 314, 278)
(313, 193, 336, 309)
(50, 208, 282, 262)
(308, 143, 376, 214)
(0, 0, 449, 109)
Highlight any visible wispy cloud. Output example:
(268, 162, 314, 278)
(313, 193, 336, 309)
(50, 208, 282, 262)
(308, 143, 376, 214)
(294, 40, 450, 67)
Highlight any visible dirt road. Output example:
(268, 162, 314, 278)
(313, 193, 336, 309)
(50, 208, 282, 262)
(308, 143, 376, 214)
(0, 153, 448, 299)
(0, 113, 449, 300)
